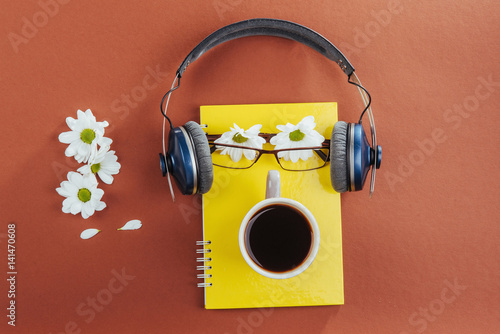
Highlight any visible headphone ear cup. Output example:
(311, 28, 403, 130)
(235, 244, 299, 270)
(330, 121, 349, 193)
(183, 121, 214, 194)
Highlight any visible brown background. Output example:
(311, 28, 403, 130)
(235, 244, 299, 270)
(1, 0, 499, 333)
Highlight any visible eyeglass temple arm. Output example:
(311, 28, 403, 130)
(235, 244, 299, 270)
(314, 149, 329, 162)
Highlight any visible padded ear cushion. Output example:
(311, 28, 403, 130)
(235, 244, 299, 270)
(183, 121, 214, 194)
(330, 121, 349, 193)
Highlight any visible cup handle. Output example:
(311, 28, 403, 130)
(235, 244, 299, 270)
(265, 170, 281, 199)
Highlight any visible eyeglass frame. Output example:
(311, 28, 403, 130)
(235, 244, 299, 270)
(206, 133, 331, 171)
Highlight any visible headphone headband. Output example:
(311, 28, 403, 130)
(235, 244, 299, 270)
(177, 18, 355, 78)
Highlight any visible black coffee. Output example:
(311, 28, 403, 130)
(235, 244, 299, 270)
(245, 204, 312, 273)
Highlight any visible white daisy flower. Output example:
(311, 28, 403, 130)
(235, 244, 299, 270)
(270, 116, 325, 163)
(56, 172, 106, 219)
(214, 123, 266, 162)
(58, 109, 112, 163)
(77, 146, 121, 185)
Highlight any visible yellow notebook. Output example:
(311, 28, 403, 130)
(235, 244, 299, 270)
(199, 102, 343, 309)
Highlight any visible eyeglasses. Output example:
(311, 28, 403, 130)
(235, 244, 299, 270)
(206, 134, 330, 171)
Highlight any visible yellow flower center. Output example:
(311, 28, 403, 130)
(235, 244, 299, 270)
(80, 129, 96, 144)
(78, 188, 91, 203)
(91, 163, 101, 174)
(232, 133, 248, 143)
(289, 129, 305, 141)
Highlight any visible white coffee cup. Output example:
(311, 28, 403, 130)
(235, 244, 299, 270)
(239, 170, 320, 279)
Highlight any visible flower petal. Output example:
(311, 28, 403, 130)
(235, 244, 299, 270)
(305, 131, 325, 145)
(70, 200, 83, 215)
(56, 181, 78, 197)
(76, 109, 87, 123)
(283, 123, 296, 132)
(80, 229, 100, 240)
(290, 150, 300, 163)
(229, 148, 243, 162)
(232, 123, 242, 132)
(68, 172, 84, 188)
(95, 201, 106, 211)
(84, 109, 96, 122)
(91, 187, 104, 201)
(275, 124, 287, 132)
(62, 197, 78, 212)
(97, 171, 114, 185)
(87, 173, 99, 185)
(77, 165, 91, 175)
(298, 116, 316, 132)
(248, 136, 266, 148)
(101, 162, 121, 174)
(58, 131, 79, 144)
(99, 120, 109, 128)
(243, 148, 256, 161)
(65, 141, 81, 157)
(98, 137, 113, 147)
(66, 116, 77, 129)
(246, 124, 262, 135)
(118, 219, 142, 231)
(299, 149, 313, 161)
(81, 203, 95, 219)
(77, 143, 90, 160)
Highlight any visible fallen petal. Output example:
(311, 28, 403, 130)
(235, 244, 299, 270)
(80, 229, 100, 240)
(118, 219, 142, 231)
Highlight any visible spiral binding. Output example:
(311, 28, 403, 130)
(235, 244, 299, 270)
(196, 240, 212, 287)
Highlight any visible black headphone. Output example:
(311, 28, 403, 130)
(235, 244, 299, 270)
(159, 18, 382, 200)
